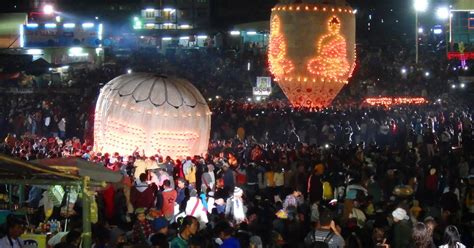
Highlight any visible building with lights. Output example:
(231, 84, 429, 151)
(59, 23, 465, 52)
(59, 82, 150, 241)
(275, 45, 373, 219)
(20, 21, 104, 66)
(448, 0, 474, 61)
(131, 0, 212, 49)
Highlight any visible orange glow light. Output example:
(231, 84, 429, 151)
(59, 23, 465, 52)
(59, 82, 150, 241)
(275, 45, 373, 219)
(307, 16, 351, 82)
(364, 97, 428, 106)
(268, 15, 295, 79)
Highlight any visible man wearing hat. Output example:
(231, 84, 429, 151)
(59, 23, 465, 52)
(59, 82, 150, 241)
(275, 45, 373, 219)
(149, 217, 169, 247)
(390, 207, 412, 248)
(225, 187, 246, 224)
(151, 217, 169, 236)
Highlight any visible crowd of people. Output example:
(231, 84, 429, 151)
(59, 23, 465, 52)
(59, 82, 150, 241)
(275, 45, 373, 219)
(1, 100, 473, 247)
(0, 25, 473, 248)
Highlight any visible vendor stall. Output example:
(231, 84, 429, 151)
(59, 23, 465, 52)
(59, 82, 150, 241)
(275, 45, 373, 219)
(0, 154, 123, 247)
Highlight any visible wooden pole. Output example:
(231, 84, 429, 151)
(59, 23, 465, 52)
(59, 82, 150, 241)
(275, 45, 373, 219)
(82, 176, 92, 248)
(19, 185, 25, 207)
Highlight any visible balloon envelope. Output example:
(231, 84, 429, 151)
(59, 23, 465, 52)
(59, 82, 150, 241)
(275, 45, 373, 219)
(94, 73, 211, 158)
(269, 3, 356, 108)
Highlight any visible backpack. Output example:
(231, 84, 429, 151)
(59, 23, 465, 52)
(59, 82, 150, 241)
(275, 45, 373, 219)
(312, 231, 334, 248)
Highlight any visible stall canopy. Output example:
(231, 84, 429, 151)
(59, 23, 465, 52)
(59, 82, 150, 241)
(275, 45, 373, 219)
(0, 154, 80, 183)
(0, 155, 121, 248)
(31, 157, 123, 183)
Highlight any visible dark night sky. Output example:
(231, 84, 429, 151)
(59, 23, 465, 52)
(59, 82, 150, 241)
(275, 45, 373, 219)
(0, 0, 426, 38)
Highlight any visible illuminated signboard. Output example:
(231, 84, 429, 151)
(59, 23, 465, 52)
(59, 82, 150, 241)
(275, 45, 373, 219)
(253, 77, 272, 96)
(23, 23, 102, 48)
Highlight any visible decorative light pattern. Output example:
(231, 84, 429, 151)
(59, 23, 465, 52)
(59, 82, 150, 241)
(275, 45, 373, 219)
(151, 131, 199, 157)
(447, 52, 474, 60)
(271, 5, 355, 13)
(307, 16, 351, 82)
(268, 15, 294, 79)
(364, 97, 428, 106)
(94, 73, 211, 158)
(268, 3, 356, 108)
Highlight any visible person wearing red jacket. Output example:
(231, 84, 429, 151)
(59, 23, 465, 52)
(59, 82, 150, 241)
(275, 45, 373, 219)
(161, 179, 177, 221)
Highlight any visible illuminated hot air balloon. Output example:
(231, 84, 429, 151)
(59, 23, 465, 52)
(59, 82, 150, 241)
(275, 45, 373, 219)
(269, 1, 356, 108)
(94, 73, 211, 158)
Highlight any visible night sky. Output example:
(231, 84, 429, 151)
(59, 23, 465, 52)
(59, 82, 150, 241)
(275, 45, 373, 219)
(0, 0, 423, 40)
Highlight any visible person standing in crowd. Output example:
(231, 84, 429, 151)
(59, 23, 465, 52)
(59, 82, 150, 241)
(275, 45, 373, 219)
(225, 187, 246, 224)
(0, 216, 25, 248)
(201, 164, 216, 193)
(214, 221, 241, 248)
(131, 173, 157, 210)
(390, 208, 412, 248)
(183, 157, 196, 187)
(132, 208, 153, 245)
(439, 225, 466, 248)
(411, 222, 434, 248)
(163, 156, 174, 177)
(283, 189, 304, 212)
(176, 178, 188, 209)
(222, 163, 235, 193)
(170, 216, 199, 248)
(185, 189, 208, 227)
(161, 179, 178, 221)
(304, 210, 345, 247)
(308, 164, 324, 204)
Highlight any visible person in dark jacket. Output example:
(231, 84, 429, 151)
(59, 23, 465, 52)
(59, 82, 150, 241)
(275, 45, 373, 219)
(130, 173, 157, 210)
(390, 208, 412, 248)
(307, 165, 323, 204)
(222, 163, 235, 193)
(245, 163, 259, 199)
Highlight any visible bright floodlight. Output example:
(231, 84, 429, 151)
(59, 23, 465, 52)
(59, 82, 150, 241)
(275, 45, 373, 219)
(460, 83, 465, 88)
(401, 68, 407, 74)
(414, 0, 428, 12)
(451, 84, 456, 89)
(425, 71, 430, 77)
(127, 69, 132, 74)
(43, 4, 54, 15)
(436, 7, 450, 20)
(418, 27, 424, 33)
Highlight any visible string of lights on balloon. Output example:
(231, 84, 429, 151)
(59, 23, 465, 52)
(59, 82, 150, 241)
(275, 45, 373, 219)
(94, 73, 211, 157)
(268, 4, 356, 108)
(271, 4, 356, 14)
(307, 16, 351, 83)
(105, 73, 208, 109)
(268, 16, 294, 78)
(95, 119, 201, 156)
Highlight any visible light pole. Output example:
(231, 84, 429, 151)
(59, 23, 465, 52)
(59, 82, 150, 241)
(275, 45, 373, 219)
(414, 0, 428, 64)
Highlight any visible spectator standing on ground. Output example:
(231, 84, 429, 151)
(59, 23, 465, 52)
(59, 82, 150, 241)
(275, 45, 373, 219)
(170, 216, 199, 248)
(161, 179, 178, 221)
(390, 207, 412, 248)
(304, 210, 345, 248)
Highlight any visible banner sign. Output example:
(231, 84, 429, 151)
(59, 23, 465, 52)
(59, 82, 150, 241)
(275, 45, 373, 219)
(24, 24, 101, 48)
(253, 77, 272, 96)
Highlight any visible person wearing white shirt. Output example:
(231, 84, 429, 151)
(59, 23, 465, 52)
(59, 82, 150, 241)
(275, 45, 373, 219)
(185, 190, 208, 228)
(0, 216, 26, 248)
